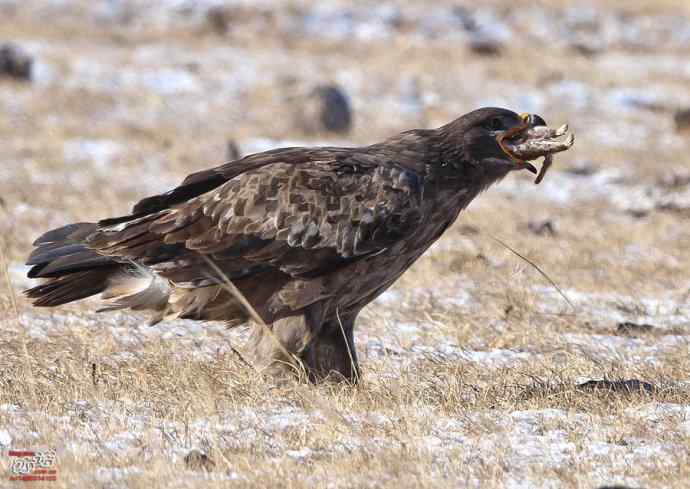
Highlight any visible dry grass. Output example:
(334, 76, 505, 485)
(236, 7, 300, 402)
(2, 0, 690, 487)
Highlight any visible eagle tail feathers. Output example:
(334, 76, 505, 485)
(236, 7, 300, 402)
(23, 222, 167, 313)
(25, 268, 117, 307)
(25, 222, 250, 326)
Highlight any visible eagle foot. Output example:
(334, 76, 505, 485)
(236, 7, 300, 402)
(301, 324, 360, 383)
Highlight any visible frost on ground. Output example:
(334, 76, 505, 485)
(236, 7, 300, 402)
(2, 0, 690, 487)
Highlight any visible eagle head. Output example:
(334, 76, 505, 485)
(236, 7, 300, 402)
(441, 107, 574, 184)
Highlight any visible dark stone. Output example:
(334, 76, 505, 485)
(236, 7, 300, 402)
(569, 40, 602, 57)
(527, 219, 557, 237)
(458, 224, 479, 235)
(295, 84, 352, 135)
(184, 450, 215, 471)
(616, 321, 655, 335)
(627, 209, 648, 219)
(674, 108, 690, 132)
(205, 6, 230, 35)
(577, 379, 656, 394)
(564, 161, 598, 177)
(0, 43, 33, 81)
(468, 37, 502, 56)
(313, 85, 352, 134)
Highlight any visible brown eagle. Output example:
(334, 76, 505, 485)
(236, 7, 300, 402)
(25, 108, 573, 381)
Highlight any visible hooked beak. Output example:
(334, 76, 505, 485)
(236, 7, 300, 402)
(499, 113, 575, 184)
(495, 113, 539, 174)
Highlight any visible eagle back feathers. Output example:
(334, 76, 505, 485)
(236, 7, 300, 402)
(88, 148, 425, 283)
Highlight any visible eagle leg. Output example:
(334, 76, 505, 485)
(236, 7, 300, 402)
(244, 310, 360, 383)
(244, 315, 312, 380)
(301, 314, 360, 383)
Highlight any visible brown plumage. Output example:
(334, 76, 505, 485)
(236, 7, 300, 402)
(25, 107, 573, 381)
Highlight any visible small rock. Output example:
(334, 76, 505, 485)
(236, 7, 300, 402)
(658, 170, 690, 189)
(567, 33, 604, 57)
(458, 224, 479, 235)
(184, 450, 216, 472)
(616, 321, 655, 335)
(527, 219, 557, 237)
(468, 37, 502, 56)
(577, 379, 656, 394)
(226, 140, 241, 161)
(0, 43, 32, 81)
(294, 84, 352, 135)
(628, 209, 649, 219)
(569, 41, 601, 57)
(206, 6, 230, 35)
(674, 108, 690, 133)
(564, 161, 598, 177)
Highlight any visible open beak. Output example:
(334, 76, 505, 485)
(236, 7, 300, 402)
(495, 113, 537, 174)
(495, 112, 574, 182)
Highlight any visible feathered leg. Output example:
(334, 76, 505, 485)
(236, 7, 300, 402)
(301, 314, 359, 383)
(244, 315, 313, 379)
(243, 308, 360, 383)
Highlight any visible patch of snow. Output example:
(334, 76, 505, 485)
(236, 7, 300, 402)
(286, 447, 312, 460)
(63, 138, 124, 170)
(606, 86, 679, 112)
(534, 286, 690, 330)
(562, 332, 688, 363)
(103, 431, 141, 454)
(588, 120, 653, 150)
(547, 81, 592, 110)
(301, 4, 397, 42)
(95, 466, 143, 483)
(599, 53, 690, 80)
(68, 57, 200, 95)
(262, 408, 316, 433)
(497, 166, 623, 206)
(374, 289, 402, 305)
(121, 68, 200, 95)
(363, 335, 532, 368)
(0, 430, 12, 447)
(472, 9, 512, 43)
(240, 137, 347, 156)
(625, 402, 690, 423)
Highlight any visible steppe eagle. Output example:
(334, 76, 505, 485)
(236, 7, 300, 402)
(25, 107, 573, 381)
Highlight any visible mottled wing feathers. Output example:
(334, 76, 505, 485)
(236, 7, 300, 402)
(126, 147, 313, 218)
(88, 148, 424, 280)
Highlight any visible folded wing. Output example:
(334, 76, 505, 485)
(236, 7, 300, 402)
(87, 148, 424, 285)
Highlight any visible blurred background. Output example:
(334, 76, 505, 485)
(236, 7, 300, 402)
(3, 0, 690, 228)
